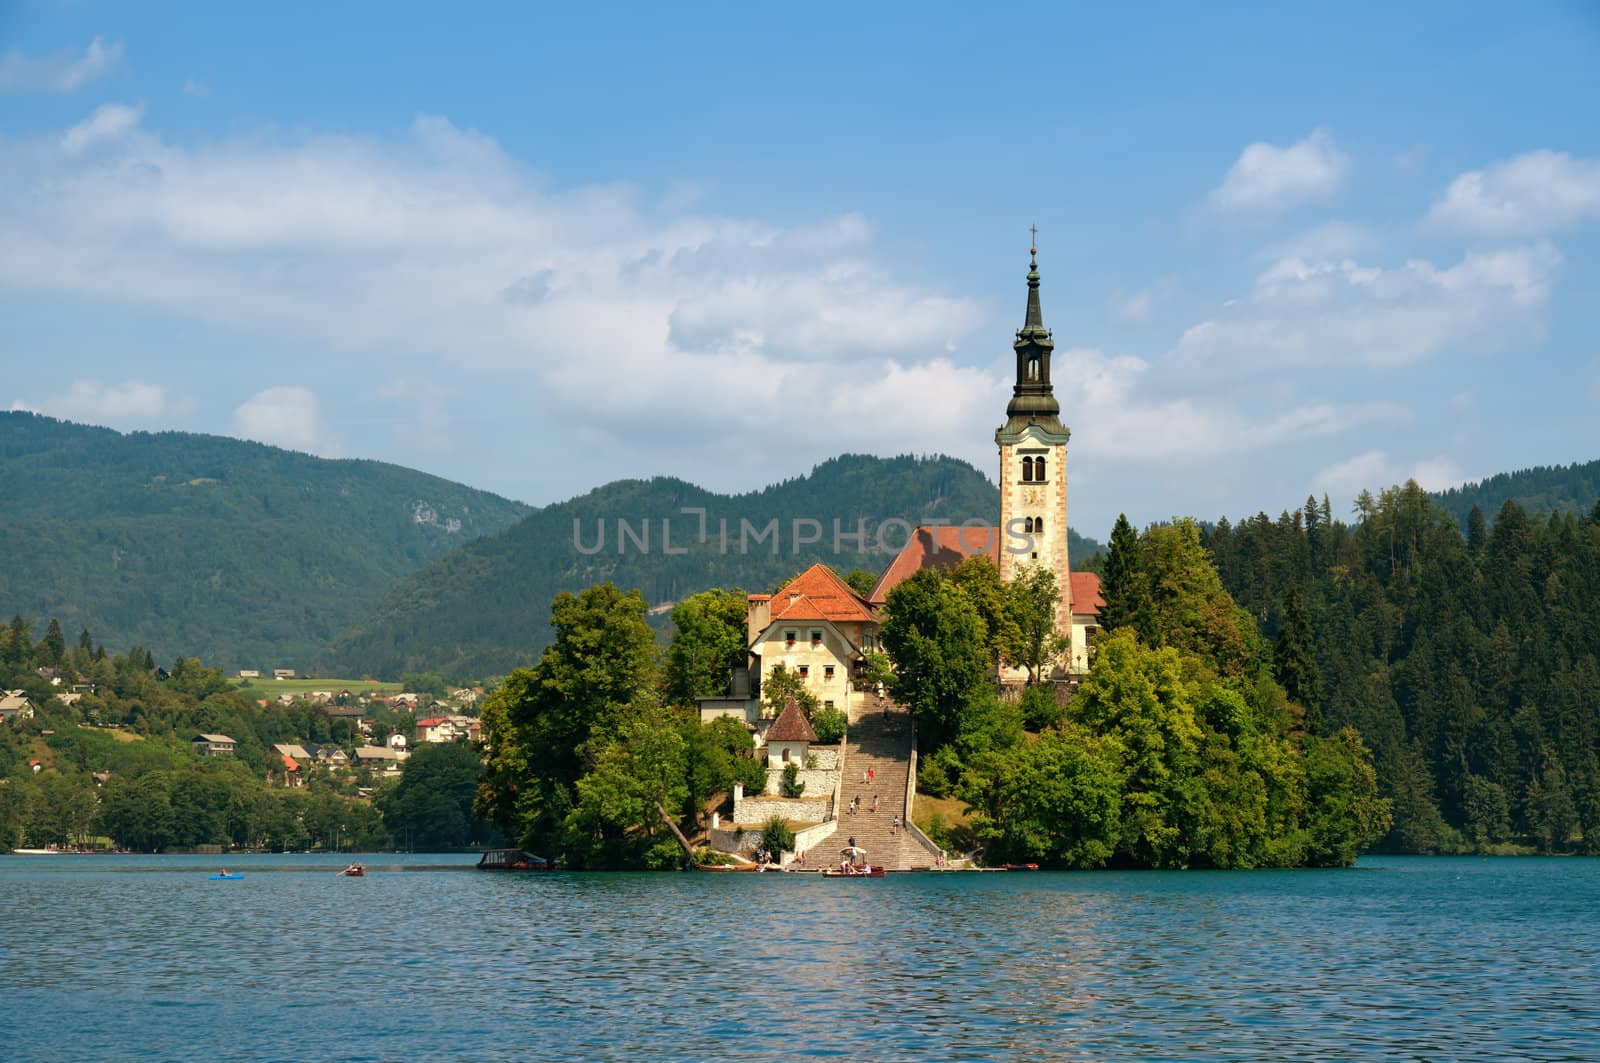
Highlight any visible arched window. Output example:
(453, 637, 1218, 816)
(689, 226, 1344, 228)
(1023, 517, 1034, 533)
(781, 747, 791, 763)
(1027, 356, 1040, 381)
(1036, 456, 1047, 481)
(1021, 457, 1034, 482)
(1035, 515, 1044, 534)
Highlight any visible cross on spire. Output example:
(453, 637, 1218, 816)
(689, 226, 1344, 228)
(1029, 223, 1038, 252)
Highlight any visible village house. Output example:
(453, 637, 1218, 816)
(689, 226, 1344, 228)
(272, 668, 296, 679)
(237, 669, 261, 679)
(1, 691, 37, 723)
(191, 733, 236, 757)
(415, 716, 458, 743)
(353, 745, 405, 775)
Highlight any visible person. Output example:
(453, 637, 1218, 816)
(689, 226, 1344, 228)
(219, 868, 229, 876)
(891, 816, 900, 832)
(872, 794, 880, 813)
(861, 769, 868, 785)
(868, 766, 874, 783)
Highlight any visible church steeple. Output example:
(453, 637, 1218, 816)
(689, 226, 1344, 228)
(999, 238, 1067, 439)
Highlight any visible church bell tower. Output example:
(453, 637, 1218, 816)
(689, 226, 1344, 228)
(995, 239, 1074, 676)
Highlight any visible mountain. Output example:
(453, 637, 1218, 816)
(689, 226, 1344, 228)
(326, 453, 1102, 679)
(1433, 459, 1600, 529)
(0, 413, 527, 670)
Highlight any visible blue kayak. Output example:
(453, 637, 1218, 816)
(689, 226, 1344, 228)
(208, 873, 243, 880)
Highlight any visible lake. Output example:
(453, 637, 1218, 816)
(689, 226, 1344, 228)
(0, 854, 1595, 1061)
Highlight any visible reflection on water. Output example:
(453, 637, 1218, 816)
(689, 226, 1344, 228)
(1, 854, 1597, 1061)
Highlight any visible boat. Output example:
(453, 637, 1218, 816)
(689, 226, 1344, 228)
(1003, 863, 1040, 871)
(339, 863, 366, 877)
(208, 873, 244, 880)
(475, 848, 556, 871)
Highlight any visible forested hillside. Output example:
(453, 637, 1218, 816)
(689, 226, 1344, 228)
(327, 454, 1102, 679)
(1202, 487, 1600, 854)
(0, 414, 527, 670)
(1433, 459, 1600, 531)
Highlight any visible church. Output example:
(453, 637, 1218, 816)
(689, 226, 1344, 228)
(702, 245, 1103, 732)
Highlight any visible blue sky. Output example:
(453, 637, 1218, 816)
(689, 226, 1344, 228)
(3, 2, 1597, 539)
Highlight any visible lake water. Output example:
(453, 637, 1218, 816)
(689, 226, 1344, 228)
(1, 854, 1596, 1061)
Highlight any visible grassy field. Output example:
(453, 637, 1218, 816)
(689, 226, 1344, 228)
(232, 676, 402, 696)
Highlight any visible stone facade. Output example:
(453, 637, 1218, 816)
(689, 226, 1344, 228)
(733, 794, 832, 826)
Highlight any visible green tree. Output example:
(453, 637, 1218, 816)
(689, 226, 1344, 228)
(761, 663, 818, 715)
(810, 704, 847, 744)
(665, 589, 748, 706)
(562, 694, 689, 869)
(376, 741, 495, 850)
(1274, 588, 1321, 730)
(400, 673, 450, 699)
(476, 583, 659, 854)
(41, 618, 66, 668)
(1099, 514, 1140, 632)
(1303, 728, 1391, 866)
(949, 555, 1015, 667)
(968, 723, 1123, 868)
(1000, 565, 1069, 682)
(880, 569, 991, 751)
(843, 568, 878, 598)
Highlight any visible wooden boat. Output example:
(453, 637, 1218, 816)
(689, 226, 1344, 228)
(1003, 863, 1040, 871)
(339, 863, 366, 877)
(475, 848, 556, 871)
(821, 865, 885, 877)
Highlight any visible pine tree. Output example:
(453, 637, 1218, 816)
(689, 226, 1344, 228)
(1273, 587, 1321, 731)
(1100, 513, 1139, 633)
(1466, 504, 1487, 556)
(42, 618, 66, 667)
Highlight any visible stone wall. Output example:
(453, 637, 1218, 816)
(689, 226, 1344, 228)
(733, 795, 832, 826)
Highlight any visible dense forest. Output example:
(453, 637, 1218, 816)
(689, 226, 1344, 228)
(1204, 485, 1600, 854)
(1433, 459, 1600, 531)
(327, 454, 1102, 679)
(0, 617, 492, 852)
(0, 413, 527, 670)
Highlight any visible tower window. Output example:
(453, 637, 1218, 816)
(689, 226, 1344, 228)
(1028, 356, 1040, 381)
(1036, 457, 1048, 481)
(1022, 457, 1034, 482)
(1023, 517, 1034, 533)
(1035, 515, 1044, 533)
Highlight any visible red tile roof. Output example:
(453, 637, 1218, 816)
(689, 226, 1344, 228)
(765, 698, 819, 743)
(1071, 571, 1105, 618)
(768, 563, 876, 625)
(868, 524, 1104, 619)
(869, 525, 1001, 603)
(416, 716, 449, 727)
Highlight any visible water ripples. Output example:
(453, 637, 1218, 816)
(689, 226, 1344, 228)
(1, 855, 1597, 1061)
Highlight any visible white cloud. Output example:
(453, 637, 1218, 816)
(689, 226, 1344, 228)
(60, 103, 144, 153)
(1425, 150, 1600, 236)
(1257, 221, 1376, 262)
(1173, 244, 1560, 373)
(1208, 129, 1350, 216)
(1313, 449, 1466, 501)
(1058, 347, 1407, 461)
(1105, 278, 1182, 327)
(232, 386, 340, 456)
(0, 36, 123, 93)
(0, 111, 983, 458)
(10, 379, 171, 423)
(183, 78, 210, 98)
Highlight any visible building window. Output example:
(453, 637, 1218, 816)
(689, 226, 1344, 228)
(1035, 515, 1044, 533)
(824, 665, 835, 680)
(782, 747, 791, 763)
(810, 629, 822, 646)
(784, 630, 796, 647)
(1022, 456, 1034, 482)
(1031, 551, 1038, 559)
(825, 700, 835, 710)
(798, 665, 809, 678)
(1036, 456, 1047, 481)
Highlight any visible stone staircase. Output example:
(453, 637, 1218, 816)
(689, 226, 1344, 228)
(830, 703, 937, 871)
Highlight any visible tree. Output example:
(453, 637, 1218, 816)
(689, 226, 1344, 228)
(665, 589, 747, 707)
(683, 716, 766, 824)
(375, 741, 495, 850)
(1465, 504, 1487, 556)
(562, 694, 689, 869)
(400, 673, 450, 699)
(968, 723, 1124, 868)
(1070, 630, 1204, 868)
(1274, 588, 1321, 730)
(1000, 565, 1069, 682)
(843, 568, 877, 598)
(476, 583, 659, 854)
(880, 569, 991, 751)
(948, 555, 1015, 667)
(1303, 728, 1391, 866)
(41, 619, 66, 668)
(762, 663, 819, 715)
(1099, 514, 1140, 632)
(810, 704, 847, 744)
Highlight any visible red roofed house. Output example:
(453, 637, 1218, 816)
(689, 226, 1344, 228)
(763, 697, 819, 768)
(745, 562, 882, 722)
